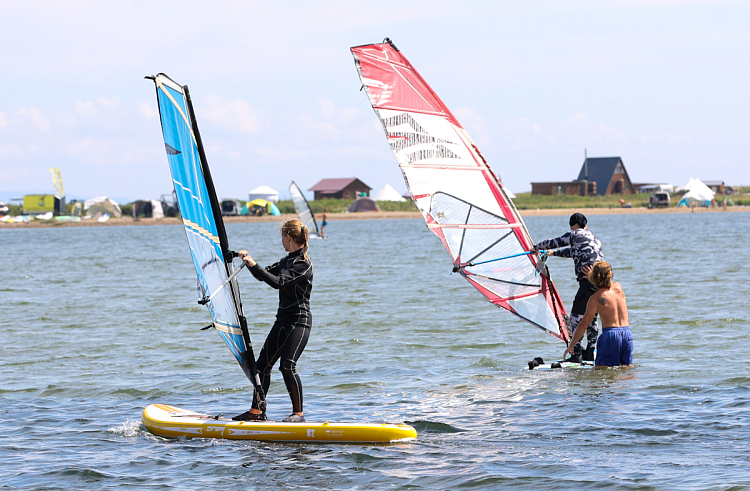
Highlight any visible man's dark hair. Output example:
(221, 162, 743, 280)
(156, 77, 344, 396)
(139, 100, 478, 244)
(569, 213, 587, 228)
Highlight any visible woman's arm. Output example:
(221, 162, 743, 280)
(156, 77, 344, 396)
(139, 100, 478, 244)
(250, 259, 311, 290)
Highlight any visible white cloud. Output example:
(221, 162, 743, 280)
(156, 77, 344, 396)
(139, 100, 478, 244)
(202, 94, 262, 135)
(0, 112, 7, 130)
(15, 107, 51, 132)
(300, 113, 341, 140)
(139, 101, 159, 120)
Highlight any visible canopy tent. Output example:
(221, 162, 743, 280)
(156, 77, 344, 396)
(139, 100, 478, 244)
(241, 199, 281, 216)
(373, 184, 406, 201)
(84, 196, 122, 218)
(348, 197, 380, 212)
(676, 178, 714, 207)
(247, 185, 279, 203)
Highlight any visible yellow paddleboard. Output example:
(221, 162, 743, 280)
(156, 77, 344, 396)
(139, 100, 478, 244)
(142, 404, 417, 443)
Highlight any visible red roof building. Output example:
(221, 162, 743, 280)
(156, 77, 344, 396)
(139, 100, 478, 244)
(309, 178, 372, 200)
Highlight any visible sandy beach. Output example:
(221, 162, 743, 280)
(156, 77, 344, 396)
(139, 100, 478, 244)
(1, 206, 747, 229)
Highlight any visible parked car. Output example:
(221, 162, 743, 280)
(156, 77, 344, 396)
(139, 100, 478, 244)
(648, 191, 671, 208)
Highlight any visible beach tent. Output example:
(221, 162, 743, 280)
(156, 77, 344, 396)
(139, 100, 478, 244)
(84, 196, 122, 218)
(676, 178, 714, 207)
(242, 199, 281, 216)
(373, 184, 406, 202)
(348, 197, 380, 212)
(247, 186, 279, 203)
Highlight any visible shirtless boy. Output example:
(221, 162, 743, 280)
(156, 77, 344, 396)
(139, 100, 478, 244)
(563, 261, 634, 368)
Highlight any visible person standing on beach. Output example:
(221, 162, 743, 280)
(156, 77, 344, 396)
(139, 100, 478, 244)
(533, 213, 604, 362)
(320, 208, 328, 238)
(232, 219, 314, 422)
(564, 261, 633, 368)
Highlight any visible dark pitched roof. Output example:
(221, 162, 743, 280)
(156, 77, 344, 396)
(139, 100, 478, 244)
(309, 178, 370, 192)
(576, 157, 626, 196)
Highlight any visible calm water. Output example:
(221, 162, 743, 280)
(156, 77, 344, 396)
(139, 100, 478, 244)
(1, 212, 749, 490)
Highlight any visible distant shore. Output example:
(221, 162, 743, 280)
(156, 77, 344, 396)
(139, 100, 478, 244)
(1, 206, 747, 229)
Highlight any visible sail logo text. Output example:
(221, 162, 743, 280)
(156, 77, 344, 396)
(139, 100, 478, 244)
(307, 429, 315, 437)
(381, 113, 460, 164)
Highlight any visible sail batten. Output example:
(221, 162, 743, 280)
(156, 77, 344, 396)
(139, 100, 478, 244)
(351, 42, 570, 342)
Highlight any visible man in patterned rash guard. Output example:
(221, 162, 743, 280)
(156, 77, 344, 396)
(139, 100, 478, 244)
(533, 213, 604, 362)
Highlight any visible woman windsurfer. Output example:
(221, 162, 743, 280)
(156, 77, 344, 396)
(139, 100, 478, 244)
(232, 219, 313, 423)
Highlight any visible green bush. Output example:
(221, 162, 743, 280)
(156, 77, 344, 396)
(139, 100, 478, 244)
(512, 192, 652, 210)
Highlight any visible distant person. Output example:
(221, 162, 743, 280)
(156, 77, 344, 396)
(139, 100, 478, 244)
(563, 261, 633, 368)
(533, 213, 604, 362)
(233, 219, 313, 423)
(320, 208, 328, 238)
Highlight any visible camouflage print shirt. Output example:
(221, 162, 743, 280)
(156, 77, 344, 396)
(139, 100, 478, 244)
(535, 228, 604, 281)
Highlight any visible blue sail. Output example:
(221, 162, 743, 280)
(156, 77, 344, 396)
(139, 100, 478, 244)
(149, 73, 252, 378)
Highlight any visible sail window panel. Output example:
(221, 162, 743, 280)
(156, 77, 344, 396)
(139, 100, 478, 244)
(441, 228, 465, 260)
(507, 296, 561, 335)
(466, 254, 540, 287)
(463, 234, 541, 286)
(186, 230, 239, 330)
(469, 276, 539, 301)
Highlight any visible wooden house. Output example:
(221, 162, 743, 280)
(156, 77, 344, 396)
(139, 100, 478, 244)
(576, 157, 635, 196)
(309, 178, 372, 200)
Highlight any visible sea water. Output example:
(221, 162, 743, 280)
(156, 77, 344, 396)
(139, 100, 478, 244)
(1, 212, 749, 490)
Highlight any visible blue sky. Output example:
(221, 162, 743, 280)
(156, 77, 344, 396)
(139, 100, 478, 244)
(1, 0, 748, 203)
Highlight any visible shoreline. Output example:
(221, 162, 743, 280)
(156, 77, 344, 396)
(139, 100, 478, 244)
(1, 206, 747, 229)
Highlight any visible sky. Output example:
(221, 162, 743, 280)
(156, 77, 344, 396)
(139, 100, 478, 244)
(1, 0, 749, 203)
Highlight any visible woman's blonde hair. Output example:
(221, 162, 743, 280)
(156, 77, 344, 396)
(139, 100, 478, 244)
(591, 261, 612, 289)
(281, 219, 309, 259)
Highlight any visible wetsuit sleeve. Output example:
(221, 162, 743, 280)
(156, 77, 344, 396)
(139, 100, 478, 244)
(535, 232, 571, 251)
(249, 260, 311, 290)
(249, 262, 279, 282)
(554, 247, 573, 258)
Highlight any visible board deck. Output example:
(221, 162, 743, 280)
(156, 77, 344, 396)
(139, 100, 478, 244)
(142, 404, 417, 443)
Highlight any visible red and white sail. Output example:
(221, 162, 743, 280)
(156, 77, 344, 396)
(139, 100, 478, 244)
(351, 40, 570, 342)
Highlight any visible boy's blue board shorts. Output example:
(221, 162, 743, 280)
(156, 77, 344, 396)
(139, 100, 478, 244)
(595, 326, 633, 366)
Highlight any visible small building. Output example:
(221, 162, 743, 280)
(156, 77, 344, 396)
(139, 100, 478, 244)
(531, 181, 597, 196)
(702, 180, 725, 195)
(577, 157, 635, 196)
(634, 183, 673, 194)
(309, 178, 371, 200)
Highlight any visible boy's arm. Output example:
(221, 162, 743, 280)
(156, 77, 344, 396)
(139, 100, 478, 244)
(535, 232, 572, 251)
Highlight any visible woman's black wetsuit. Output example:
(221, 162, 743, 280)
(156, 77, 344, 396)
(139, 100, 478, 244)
(248, 248, 313, 414)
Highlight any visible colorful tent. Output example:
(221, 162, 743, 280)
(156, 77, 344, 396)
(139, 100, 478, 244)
(676, 178, 714, 207)
(241, 199, 281, 216)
